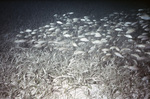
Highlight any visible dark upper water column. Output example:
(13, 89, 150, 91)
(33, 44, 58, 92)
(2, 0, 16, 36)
(0, 0, 149, 35)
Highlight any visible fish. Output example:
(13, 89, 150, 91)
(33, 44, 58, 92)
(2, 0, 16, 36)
(128, 39, 134, 42)
(106, 35, 112, 38)
(81, 19, 86, 22)
(124, 35, 132, 38)
(90, 32, 96, 35)
(131, 54, 147, 61)
(120, 48, 131, 53)
(141, 37, 149, 41)
(33, 29, 38, 32)
(24, 35, 30, 39)
(88, 45, 97, 53)
(25, 29, 32, 33)
(142, 33, 148, 35)
(20, 31, 24, 34)
(134, 49, 141, 53)
(58, 47, 68, 51)
(138, 9, 144, 11)
(115, 28, 123, 31)
(101, 56, 109, 61)
(110, 46, 120, 51)
(124, 22, 132, 26)
(124, 65, 139, 71)
(131, 54, 140, 59)
(37, 40, 47, 44)
(80, 38, 89, 42)
(72, 42, 78, 47)
(73, 18, 79, 22)
(84, 16, 89, 19)
(29, 39, 36, 44)
(142, 24, 148, 29)
(56, 21, 63, 24)
(126, 28, 135, 34)
(131, 22, 138, 26)
(44, 25, 50, 28)
(84, 32, 91, 36)
(50, 23, 56, 27)
(136, 56, 147, 61)
(94, 33, 101, 37)
(137, 35, 148, 39)
(16, 34, 22, 37)
(104, 24, 108, 27)
(139, 14, 150, 20)
(101, 38, 107, 43)
(114, 52, 124, 58)
(15, 39, 27, 43)
(73, 50, 85, 55)
(33, 43, 45, 48)
(145, 52, 150, 55)
(102, 48, 110, 53)
(64, 34, 72, 38)
(67, 12, 74, 15)
(31, 32, 36, 35)
(92, 40, 102, 44)
(142, 75, 150, 81)
(106, 53, 111, 56)
(53, 14, 58, 17)
(144, 28, 149, 31)
(136, 44, 146, 48)
(48, 28, 55, 31)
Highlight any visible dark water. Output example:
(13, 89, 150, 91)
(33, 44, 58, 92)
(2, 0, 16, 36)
(0, 0, 149, 35)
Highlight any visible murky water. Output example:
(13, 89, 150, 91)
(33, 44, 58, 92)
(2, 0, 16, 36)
(0, 1, 149, 34)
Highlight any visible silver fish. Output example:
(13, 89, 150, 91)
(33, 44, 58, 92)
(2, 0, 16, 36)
(124, 35, 132, 38)
(115, 28, 123, 31)
(15, 39, 27, 43)
(124, 65, 139, 71)
(114, 52, 124, 58)
(25, 29, 32, 33)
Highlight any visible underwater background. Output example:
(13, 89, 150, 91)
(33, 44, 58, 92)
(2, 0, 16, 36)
(0, 0, 150, 99)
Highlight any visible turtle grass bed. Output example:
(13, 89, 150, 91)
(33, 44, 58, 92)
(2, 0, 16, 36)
(0, 34, 150, 99)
